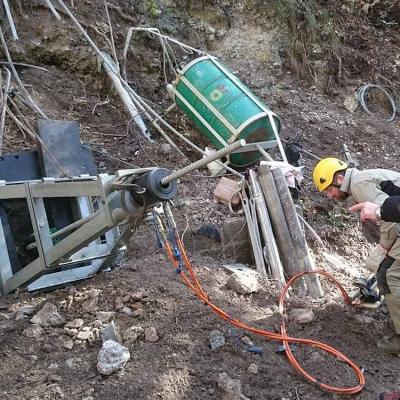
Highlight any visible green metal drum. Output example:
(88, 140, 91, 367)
(172, 56, 281, 167)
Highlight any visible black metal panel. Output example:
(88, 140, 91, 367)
(37, 119, 97, 178)
(0, 151, 41, 182)
(0, 203, 21, 272)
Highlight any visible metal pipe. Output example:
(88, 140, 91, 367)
(297, 213, 325, 247)
(242, 196, 267, 277)
(256, 144, 273, 162)
(101, 52, 153, 142)
(125, 84, 244, 179)
(26, 211, 101, 250)
(161, 140, 246, 185)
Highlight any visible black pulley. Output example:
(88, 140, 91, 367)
(131, 168, 177, 207)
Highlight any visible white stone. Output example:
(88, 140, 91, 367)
(248, 363, 259, 374)
(343, 95, 358, 113)
(23, 325, 45, 338)
(30, 303, 65, 327)
(63, 340, 74, 350)
(144, 327, 159, 342)
(77, 330, 94, 341)
(66, 357, 82, 369)
(65, 319, 84, 329)
(227, 270, 260, 295)
(95, 311, 115, 323)
(121, 306, 132, 315)
(123, 326, 144, 344)
(97, 340, 130, 375)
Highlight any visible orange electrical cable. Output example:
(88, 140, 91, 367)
(163, 237, 365, 395)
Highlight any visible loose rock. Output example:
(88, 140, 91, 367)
(290, 308, 315, 324)
(30, 303, 65, 327)
(66, 357, 82, 369)
(241, 336, 254, 347)
(343, 95, 358, 113)
(77, 330, 94, 341)
(95, 311, 115, 323)
(227, 270, 260, 295)
(65, 319, 84, 329)
(217, 372, 245, 400)
(248, 363, 259, 374)
(131, 288, 147, 301)
(114, 297, 124, 310)
(121, 306, 132, 315)
(81, 289, 100, 313)
(63, 340, 74, 350)
(23, 325, 45, 338)
(15, 305, 36, 320)
(97, 340, 130, 375)
(123, 325, 144, 344)
(133, 308, 144, 318)
(144, 327, 159, 342)
(209, 330, 225, 350)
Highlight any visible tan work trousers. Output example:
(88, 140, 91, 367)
(386, 258, 400, 334)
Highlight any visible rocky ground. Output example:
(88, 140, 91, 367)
(1, 1, 400, 399)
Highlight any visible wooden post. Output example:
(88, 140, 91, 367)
(272, 168, 324, 298)
(257, 165, 307, 294)
(248, 170, 285, 284)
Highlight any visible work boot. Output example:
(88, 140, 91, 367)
(377, 334, 400, 354)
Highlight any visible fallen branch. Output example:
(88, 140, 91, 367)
(0, 67, 11, 155)
(2, 0, 19, 40)
(0, 61, 48, 71)
(0, 26, 47, 118)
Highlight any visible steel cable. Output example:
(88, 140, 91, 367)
(357, 83, 397, 122)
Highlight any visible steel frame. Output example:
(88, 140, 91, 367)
(0, 173, 135, 294)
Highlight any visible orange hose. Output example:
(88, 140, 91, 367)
(163, 237, 365, 395)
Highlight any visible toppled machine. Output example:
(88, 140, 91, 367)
(0, 119, 244, 295)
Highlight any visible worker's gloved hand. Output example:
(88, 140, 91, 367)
(366, 244, 388, 273)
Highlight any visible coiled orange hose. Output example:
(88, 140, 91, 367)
(162, 236, 365, 395)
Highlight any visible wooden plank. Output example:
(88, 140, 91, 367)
(272, 167, 323, 298)
(257, 164, 307, 294)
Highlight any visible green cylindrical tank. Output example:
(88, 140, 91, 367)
(171, 56, 281, 167)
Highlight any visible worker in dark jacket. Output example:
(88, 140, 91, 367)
(350, 196, 400, 223)
(313, 158, 400, 354)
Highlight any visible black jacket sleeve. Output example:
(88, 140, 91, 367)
(381, 196, 400, 223)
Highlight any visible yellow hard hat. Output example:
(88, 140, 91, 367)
(313, 158, 348, 192)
